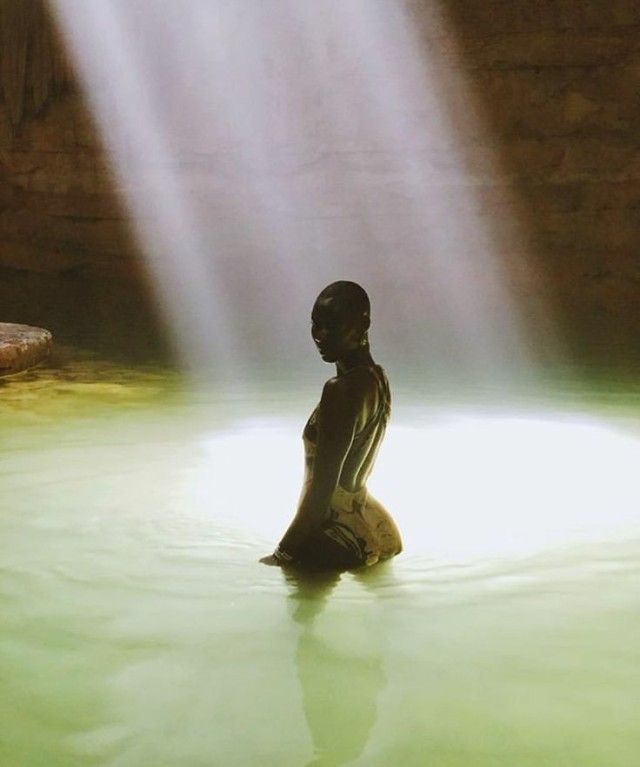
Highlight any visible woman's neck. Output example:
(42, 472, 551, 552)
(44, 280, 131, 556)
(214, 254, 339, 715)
(336, 347, 374, 376)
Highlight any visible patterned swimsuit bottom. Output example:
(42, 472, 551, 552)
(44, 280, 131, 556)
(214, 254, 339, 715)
(296, 482, 401, 570)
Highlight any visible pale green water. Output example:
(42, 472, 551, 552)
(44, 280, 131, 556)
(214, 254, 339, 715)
(1, 353, 639, 766)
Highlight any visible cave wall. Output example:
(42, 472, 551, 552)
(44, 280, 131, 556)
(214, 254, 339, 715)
(1, 1, 639, 364)
(0, 0, 164, 357)
(420, 0, 640, 361)
(0, 91, 163, 357)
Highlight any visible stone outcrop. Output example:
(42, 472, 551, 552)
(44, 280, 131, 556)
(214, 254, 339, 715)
(0, 321, 52, 375)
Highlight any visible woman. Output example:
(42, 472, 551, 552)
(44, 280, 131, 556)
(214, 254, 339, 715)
(263, 280, 402, 570)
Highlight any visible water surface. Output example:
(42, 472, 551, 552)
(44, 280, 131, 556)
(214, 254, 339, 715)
(1, 352, 639, 766)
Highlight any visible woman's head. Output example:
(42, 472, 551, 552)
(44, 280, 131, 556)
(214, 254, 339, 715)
(311, 281, 371, 362)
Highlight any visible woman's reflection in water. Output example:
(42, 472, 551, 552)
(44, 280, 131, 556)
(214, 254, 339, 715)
(283, 564, 397, 766)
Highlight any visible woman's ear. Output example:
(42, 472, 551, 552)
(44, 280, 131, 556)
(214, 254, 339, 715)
(358, 314, 370, 347)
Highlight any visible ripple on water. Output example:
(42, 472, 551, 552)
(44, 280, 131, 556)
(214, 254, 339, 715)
(2, 353, 640, 766)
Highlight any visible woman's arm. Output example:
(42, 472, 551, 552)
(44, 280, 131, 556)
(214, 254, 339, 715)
(277, 377, 359, 557)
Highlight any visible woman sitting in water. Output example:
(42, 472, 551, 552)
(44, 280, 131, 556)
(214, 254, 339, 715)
(263, 281, 402, 570)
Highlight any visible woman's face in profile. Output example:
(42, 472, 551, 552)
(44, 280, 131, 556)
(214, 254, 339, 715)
(311, 296, 359, 362)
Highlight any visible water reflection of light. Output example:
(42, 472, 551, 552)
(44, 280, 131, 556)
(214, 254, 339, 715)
(196, 413, 640, 563)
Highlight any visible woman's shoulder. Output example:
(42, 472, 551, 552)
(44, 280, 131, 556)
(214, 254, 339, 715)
(322, 366, 383, 407)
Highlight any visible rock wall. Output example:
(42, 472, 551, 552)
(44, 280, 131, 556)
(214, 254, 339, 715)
(0, 0, 70, 128)
(0, 1, 639, 364)
(429, 0, 640, 360)
(0, 91, 165, 357)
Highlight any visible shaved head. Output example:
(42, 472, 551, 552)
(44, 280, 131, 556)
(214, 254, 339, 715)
(316, 281, 370, 322)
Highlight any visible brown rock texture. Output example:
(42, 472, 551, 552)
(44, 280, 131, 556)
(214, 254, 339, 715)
(0, 0, 71, 129)
(0, 90, 165, 358)
(432, 0, 640, 360)
(0, 321, 52, 375)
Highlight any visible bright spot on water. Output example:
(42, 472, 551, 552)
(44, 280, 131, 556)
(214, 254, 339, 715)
(194, 411, 640, 563)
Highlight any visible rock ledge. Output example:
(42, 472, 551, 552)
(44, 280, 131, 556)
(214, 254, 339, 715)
(0, 323, 53, 376)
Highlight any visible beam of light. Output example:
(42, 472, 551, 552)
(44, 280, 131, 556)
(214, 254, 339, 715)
(49, 0, 556, 390)
(318, 0, 545, 382)
(49, 0, 240, 382)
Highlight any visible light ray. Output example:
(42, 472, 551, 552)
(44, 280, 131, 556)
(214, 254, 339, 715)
(50, 0, 556, 389)
(50, 0, 239, 382)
